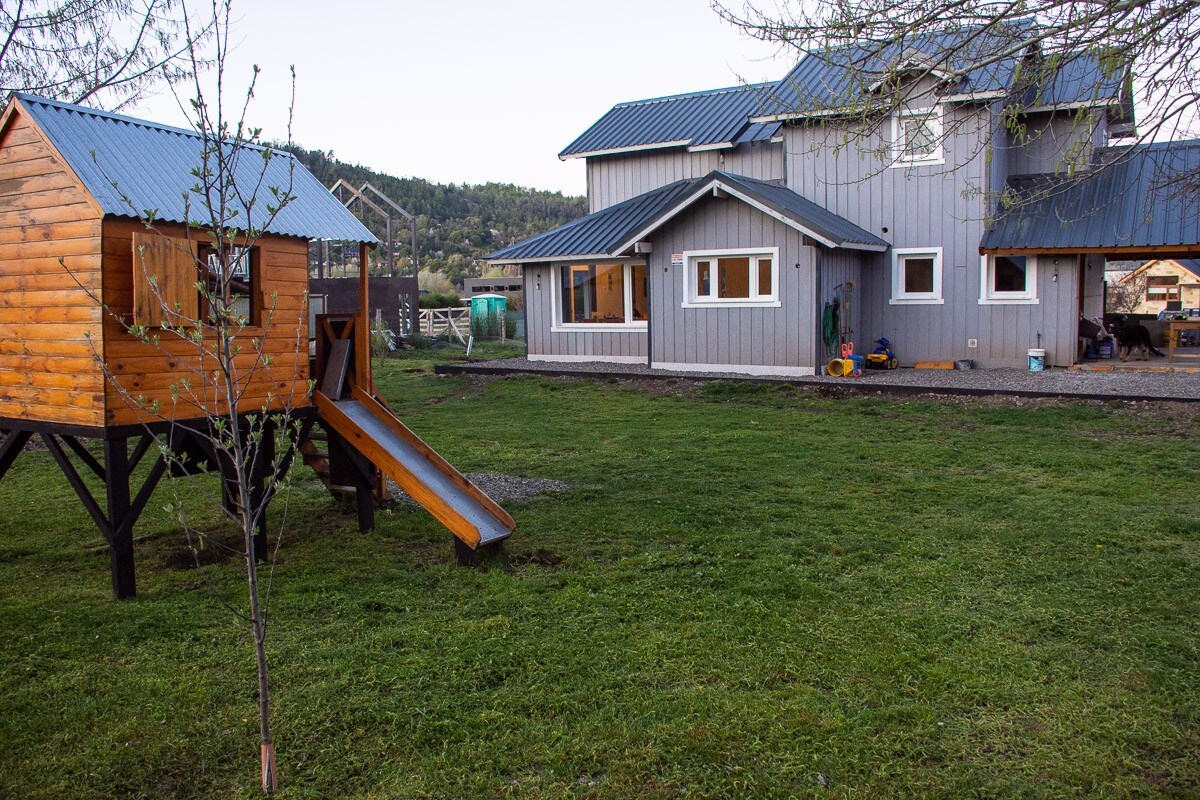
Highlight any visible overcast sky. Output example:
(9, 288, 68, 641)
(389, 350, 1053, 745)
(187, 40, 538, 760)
(130, 0, 795, 197)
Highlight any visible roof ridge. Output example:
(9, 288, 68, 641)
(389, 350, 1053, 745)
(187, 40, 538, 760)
(13, 92, 290, 156)
(612, 82, 775, 109)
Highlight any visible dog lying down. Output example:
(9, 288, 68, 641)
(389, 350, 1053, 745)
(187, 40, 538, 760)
(1109, 315, 1165, 361)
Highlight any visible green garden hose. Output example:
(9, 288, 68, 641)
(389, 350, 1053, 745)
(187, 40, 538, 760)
(822, 300, 840, 358)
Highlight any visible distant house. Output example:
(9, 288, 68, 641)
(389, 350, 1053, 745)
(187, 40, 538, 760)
(464, 276, 522, 296)
(1114, 260, 1200, 314)
(489, 24, 1200, 372)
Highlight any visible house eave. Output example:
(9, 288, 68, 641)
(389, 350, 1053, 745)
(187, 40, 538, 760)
(559, 140, 692, 161)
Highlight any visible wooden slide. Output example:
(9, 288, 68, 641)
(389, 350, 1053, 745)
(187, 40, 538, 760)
(314, 386, 515, 549)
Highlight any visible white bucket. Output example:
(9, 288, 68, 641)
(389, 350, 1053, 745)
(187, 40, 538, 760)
(1028, 348, 1046, 372)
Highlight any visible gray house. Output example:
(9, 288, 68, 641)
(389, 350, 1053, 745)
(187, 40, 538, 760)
(489, 26, 1200, 373)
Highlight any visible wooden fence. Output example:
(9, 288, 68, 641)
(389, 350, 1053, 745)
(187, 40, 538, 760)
(418, 307, 470, 341)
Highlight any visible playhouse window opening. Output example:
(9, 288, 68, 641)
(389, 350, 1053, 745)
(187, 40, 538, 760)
(557, 263, 647, 326)
(685, 250, 778, 307)
(199, 244, 260, 326)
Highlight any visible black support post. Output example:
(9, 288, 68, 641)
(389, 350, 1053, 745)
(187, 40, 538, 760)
(103, 438, 136, 600)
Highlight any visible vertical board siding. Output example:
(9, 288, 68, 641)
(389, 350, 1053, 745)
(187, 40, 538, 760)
(0, 111, 106, 426)
(522, 264, 648, 360)
(816, 248, 863, 361)
(647, 196, 818, 370)
(1006, 112, 1100, 176)
(786, 104, 1077, 367)
(102, 219, 311, 426)
(587, 141, 784, 212)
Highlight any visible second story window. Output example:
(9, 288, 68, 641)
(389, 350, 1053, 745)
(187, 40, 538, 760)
(892, 107, 944, 167)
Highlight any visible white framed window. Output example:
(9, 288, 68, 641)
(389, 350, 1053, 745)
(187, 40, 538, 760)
(681, 248, 780, 308)
(551, 262, 648, 331)
(891, 247, 944, 304)
(979, 255, 1038, 304)
(891, 107, 944, 167)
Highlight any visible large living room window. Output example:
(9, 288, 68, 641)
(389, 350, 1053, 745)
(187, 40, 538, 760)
(891, 247, 943, 304)
(979, 254, 1038, 304)
(682, 248, 779, 308)
(556, 263, 647, 329)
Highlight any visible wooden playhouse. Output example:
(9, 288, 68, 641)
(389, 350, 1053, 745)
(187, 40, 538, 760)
(0, 93, 514, 599)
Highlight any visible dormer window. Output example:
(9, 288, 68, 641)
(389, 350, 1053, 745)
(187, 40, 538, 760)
(892, 107, 944, 166)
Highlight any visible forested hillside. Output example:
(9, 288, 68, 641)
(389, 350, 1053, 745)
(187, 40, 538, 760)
(286, 146, 585, 284)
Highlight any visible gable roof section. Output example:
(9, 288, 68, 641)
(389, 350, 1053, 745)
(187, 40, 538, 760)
(11, 93, 377, 243)
(755, 22, 1037, 120)
(980, 139, 1200, 252)
(559, 84, 781, 160)
(487, 171, 887, 263)
(1025, 52, 1127, 110)
(1119, 258, 1200, 283)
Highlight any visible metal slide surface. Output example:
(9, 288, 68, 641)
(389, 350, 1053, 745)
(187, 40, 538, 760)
(320, 394, 514, 547)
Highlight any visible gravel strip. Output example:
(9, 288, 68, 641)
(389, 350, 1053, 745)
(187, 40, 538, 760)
(442, 357, 1200, 400)
(388, 472, 570, 506)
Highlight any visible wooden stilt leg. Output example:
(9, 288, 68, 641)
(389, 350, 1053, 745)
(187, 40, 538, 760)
(356, 469, 375, 532)
(104, 438, 136, 600)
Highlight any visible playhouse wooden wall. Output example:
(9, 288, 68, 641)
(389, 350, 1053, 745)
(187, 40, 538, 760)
(101, 219, 312, 427)
(0, 109, 107, 427)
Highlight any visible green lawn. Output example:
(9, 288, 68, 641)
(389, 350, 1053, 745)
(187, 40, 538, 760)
(1, 350, 1198, 798)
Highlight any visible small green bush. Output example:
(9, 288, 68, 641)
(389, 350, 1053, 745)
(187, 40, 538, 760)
(418, 292, 461, 309)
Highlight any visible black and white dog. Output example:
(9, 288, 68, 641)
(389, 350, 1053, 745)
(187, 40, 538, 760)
(1109, 314, 1165, 361)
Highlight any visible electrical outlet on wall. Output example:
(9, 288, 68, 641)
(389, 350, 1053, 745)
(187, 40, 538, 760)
(968, 339, 978, 348)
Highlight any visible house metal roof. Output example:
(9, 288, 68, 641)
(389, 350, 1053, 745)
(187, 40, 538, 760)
(759, 22, 1037, 118)
(980, 139, 1200, 252)
(559, 84, 781, 160)
(12, 93, 377, 244)
(486, 171, 886, 262)
(1024, 52, 1127, 109)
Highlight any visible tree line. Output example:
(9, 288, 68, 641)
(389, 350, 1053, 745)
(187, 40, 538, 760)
(284, 145, 585, 285)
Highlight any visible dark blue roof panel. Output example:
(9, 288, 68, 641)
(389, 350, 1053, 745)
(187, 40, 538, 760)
(15, 93, 377, 243)
(487, 171, 886, 262)
(487, 180, 700, 261)
(762, 22, 1037, 117)
(559, 84, 781, 158)
(981, 140, 1200, 251)
(1026, 52, 1125, 108)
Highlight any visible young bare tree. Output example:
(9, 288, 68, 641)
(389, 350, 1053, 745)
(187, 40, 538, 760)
(714, 1, 1198, 203)
(66, 1, 310, 792)
(1107, 271, 1151, 314)
(0, 0, 207, 108)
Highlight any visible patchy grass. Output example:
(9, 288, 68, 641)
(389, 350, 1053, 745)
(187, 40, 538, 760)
(1, 355, 1199, 798)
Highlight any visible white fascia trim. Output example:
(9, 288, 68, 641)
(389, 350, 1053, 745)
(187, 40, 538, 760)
(652, 361, 815, 378)
(749, 107, 851, 123)
(552, 323, 648, 333)
(529, 354, 646, 364)
(939, 90, 1008, 103)
(559, 140, 692, 160)
(614, 179, 839, 253)
(1023, 99, 1119, 114)
(488, 253, 611, 265)
(687, 142, 734, 153)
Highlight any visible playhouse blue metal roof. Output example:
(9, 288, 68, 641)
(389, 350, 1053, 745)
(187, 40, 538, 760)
(13, 93, 377, 243)
(487, 171, 886, 262)
(981, 139, 1200, 251)
(559, 84, 781, 159)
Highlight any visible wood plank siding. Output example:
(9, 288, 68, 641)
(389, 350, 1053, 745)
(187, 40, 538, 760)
(587, 141, 784, 212)
(101, 218, 312, 426)
(0, 111, 106, 426)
